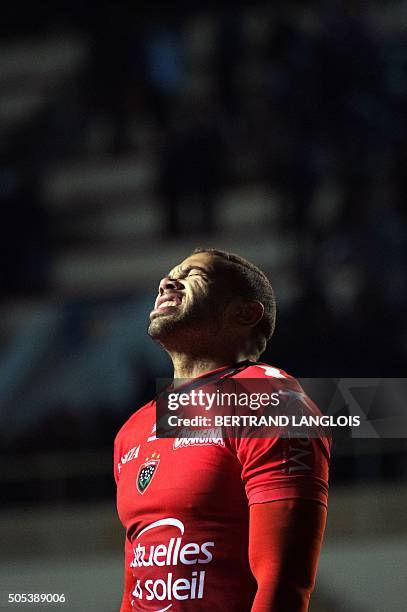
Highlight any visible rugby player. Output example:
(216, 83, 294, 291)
(114, 248, 330, 611)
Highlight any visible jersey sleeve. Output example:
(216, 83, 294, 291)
(234, 434, 330, 507)
(231, 364, 331, 508)
(114, 434, 134, 611)
(119, 536, 135, 612)
(113, 429, 124, 486)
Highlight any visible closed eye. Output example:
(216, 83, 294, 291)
(188, 268, 209, 280)
(188, 269, 204, 275)
(168, 265, 209, 281)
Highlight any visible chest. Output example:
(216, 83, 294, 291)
(116, 426, 246, 530)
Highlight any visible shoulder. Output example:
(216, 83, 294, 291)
(114, 399, 155, 445)
(233, 362, 293, 381)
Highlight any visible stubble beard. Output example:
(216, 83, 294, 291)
(147, 299, 223, 351)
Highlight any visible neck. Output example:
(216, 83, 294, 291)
(170, 347, 255, 379)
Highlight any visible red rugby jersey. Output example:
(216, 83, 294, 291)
(114, 362, 330, 611)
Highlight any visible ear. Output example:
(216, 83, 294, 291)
(234, 300, 264, 329)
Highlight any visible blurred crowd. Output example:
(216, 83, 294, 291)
(1, 2, 407, 469)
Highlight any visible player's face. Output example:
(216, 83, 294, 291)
(148, 252, 227, 340)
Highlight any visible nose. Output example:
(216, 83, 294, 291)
(158, 276, 184, 295)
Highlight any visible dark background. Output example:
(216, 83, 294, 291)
(0, 2, 406, 610)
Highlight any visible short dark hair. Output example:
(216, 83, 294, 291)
(192, 248, 276, 355)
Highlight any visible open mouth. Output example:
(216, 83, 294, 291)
(157, 298, 180, 309)
(151, 292, 183, 317)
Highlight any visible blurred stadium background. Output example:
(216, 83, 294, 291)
(1, 1, 407, 610)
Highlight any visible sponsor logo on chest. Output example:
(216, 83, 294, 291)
(173, 427, 225, 450)
(117, 444, 140, 474)
(130, 517, 214, 607)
